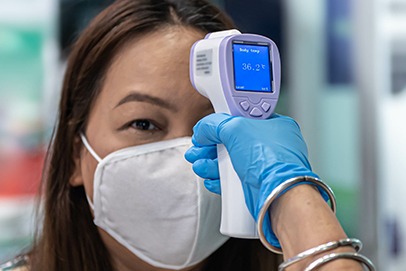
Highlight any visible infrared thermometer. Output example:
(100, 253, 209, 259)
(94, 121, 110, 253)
(190, 29, 281, 238)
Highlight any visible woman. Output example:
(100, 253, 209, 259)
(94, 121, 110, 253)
(1, 0, 368, 270)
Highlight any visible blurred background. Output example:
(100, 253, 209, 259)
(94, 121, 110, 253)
(0, 0, 405, 270)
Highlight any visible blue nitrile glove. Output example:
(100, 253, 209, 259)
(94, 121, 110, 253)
(184, 113, 328, 249)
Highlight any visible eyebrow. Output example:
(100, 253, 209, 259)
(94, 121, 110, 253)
(115, 91, 177, 112)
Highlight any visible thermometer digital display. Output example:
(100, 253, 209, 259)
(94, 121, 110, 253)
(232, 42, 272, 92)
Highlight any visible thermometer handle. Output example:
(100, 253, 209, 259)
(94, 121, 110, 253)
(217, 144, 259, 238)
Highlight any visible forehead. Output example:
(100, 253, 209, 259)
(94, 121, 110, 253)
(115, 27, 201, 69)
(98, 27, 206, 108)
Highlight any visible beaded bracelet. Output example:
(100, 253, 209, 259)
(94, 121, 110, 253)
(304, 252, 376, 271)
(278, 238, 362, 271)
(257, 176, 337, 254)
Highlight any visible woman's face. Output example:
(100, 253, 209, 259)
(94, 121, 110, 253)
(71, 27, 213, 271)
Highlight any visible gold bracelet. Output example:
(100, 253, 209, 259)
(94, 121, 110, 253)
(257, 176, 337, 254)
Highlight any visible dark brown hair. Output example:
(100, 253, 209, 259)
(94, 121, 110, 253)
(31, 0, 280, 270)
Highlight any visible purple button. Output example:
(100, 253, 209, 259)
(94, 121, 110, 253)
(249, 107, 263, 117)
(239, 101, 250, 111)
(261, 102, 271, 112)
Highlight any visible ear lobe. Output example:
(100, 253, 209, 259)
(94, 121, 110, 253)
(70, 136, 84, 187)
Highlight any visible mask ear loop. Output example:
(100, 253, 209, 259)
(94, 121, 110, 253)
(80, 133, 102, 163)
(79, 133, 101, 211)
(86, 194, 95, 210)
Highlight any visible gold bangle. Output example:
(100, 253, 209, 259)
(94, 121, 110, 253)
(257, 176, 337, 254)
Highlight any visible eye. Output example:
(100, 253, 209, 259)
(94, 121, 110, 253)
(129, 119, 158, 131)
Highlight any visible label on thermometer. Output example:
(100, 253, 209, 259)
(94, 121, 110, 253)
(195, 49, 213, 76)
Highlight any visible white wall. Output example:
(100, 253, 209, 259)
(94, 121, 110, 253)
(354, 0, 406, 269)
(377, 3, 406, 269)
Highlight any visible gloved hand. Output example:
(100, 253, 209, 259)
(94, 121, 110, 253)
(185, 113, 327, 248)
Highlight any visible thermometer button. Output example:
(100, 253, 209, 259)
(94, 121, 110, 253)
(261, 101, 271, 112)
(239, 100, 250, 111)
(249, 107, 263, 117)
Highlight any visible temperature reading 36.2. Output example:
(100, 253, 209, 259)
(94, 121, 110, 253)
(241, 63, 267, 71)
(232, 42, 272, 92)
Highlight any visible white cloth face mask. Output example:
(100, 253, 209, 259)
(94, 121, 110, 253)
(80, 135, 229, 270)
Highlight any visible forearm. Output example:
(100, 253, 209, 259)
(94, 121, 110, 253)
(270, 184, 363, 270)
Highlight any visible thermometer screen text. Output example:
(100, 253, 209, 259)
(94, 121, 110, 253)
(232, 43, 272, 92)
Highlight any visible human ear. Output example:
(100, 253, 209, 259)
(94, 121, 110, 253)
(70, 136, 84, 187)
